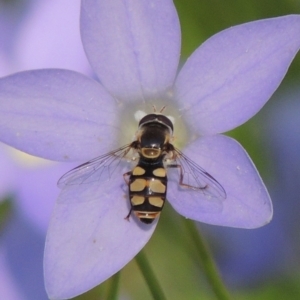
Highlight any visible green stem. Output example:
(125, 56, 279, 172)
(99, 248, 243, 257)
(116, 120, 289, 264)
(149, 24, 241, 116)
(183, 219, 232, 300)
(106, 271, 121, 300)
(135, 249, 167, 300)
(0, 196, 13, 233)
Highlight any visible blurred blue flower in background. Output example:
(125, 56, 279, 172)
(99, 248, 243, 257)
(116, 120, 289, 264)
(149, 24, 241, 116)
(0, 144, 73, 300)
(0, 0, 90, 298)
(0, 0, 33, 75)
(201, 84, 300, 290)
(0, 0, 91, 77)
(264, 84, 300, 272)
(1, 209, 48, 300)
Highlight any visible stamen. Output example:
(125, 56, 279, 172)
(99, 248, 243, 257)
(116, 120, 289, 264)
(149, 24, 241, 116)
(159, 105, 166, 113)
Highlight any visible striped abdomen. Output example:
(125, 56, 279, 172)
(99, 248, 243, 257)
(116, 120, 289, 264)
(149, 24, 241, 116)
(129, 160, 167, 224)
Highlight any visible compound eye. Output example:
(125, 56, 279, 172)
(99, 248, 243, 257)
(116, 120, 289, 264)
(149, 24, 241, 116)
(141, 148, 161, 158)
(139, 113, 174, 132)
(157, 115, 173, 131)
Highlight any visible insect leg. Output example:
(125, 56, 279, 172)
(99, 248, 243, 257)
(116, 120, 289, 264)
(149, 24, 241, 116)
(168, 164, 208, 190)
(123, 171, 133, 220)
(123, 171, 132, 185)
(124, 208, 132, 221)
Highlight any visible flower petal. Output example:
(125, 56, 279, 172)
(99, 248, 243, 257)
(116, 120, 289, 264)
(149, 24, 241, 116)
(44, 176, 157, 299)
(80, 0, 180, 102)
(167, 135, 272, 228)
(174, 15, 300, 135)
(14, 0, 92, 76)
(0, 69, 120, 161)
(16, 161, 73, 233)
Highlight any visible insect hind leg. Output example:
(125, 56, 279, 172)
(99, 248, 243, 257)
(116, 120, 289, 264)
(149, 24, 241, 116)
(168, 164, 208, 191)
(123, 171, 132, 185)
(124, 208, 132, 221)
(122, 171, 133, 220)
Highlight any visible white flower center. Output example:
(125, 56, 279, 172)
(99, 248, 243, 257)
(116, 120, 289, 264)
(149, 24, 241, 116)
(116, 99, 190, 150)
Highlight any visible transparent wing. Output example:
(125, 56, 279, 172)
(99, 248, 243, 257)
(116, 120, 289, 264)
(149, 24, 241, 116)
(166, 148, 226, 199)
(58, 144, 134, 188)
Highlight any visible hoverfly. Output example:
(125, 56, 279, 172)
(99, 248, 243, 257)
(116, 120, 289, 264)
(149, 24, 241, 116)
(58, 113, 226, 224)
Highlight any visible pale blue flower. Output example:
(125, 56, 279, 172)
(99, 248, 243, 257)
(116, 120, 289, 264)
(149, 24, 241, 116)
(0, 0, 299, 298)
